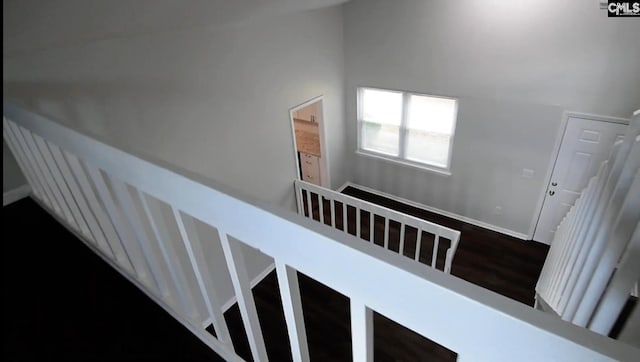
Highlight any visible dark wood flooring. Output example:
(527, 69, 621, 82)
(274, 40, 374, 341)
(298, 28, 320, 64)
(300, 186, 549, 305)
(341, 186, 550, 307)
(2, 198, 223, 362)
(3, 189, 549, 361)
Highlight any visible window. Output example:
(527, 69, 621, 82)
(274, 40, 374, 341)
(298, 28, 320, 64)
(357, 87, 458, 173)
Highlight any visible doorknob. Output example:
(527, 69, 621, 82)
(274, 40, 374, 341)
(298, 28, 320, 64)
(549, 190, 555, 196)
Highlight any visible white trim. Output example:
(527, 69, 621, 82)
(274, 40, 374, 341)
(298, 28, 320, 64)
(535, 292, 561, 317)
(3, 184, 31, 206)
(30, 197, 243, 362)
(528, 111, 631, 241)
(335, 181, 351, 193)
(356, 86, 458, 176)
(221, 262, 276, 312)
(355, 150, 452, 176)
(342, 181, 529, 240)
(289, 96, 331, 188)
(201, 318, 214, 330)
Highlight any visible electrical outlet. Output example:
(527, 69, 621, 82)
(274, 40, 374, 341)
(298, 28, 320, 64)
(522, 168, 534, 179)
(494, 206, 502, 215)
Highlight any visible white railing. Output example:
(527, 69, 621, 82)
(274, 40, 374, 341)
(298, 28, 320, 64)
(536, 111, 640, 336)
(3, 101, 637, 361)
(294, 180, 460, 273)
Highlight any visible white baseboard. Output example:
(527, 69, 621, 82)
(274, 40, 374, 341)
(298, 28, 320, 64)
(221, 262, 276, 312)
(3, 184, 31, 206)
(342, 182, 530, 240)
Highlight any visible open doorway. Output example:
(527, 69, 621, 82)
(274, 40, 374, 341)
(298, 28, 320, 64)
(289, 96, 330, 188)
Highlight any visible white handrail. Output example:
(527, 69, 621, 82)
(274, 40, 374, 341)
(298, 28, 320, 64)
(293, 179, 460, 273)
(4, 101, 637, 361)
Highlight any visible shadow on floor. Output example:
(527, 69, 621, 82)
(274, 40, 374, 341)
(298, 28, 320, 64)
(2, 198, 222, 362)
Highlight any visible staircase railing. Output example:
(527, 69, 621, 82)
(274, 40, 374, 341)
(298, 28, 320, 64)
(3, 100, 637, 361)
(294, 179, 460, 273)
(536, 111, 639, 336)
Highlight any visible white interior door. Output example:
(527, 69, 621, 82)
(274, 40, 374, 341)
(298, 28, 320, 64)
(533, 116, 627, 244)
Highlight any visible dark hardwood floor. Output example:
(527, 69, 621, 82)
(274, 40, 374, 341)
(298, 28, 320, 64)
(340, 186, 550, 307)
(2, 198, 223, 362)
(3, 189, 548, 361)
(225, 271, 457, 362)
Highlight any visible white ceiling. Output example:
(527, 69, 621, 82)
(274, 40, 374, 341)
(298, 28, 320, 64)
(3, 0, 348, 56)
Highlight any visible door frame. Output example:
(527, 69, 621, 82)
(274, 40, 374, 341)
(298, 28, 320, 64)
(528, 111, 630, 241)
(288, 95, 331, 188)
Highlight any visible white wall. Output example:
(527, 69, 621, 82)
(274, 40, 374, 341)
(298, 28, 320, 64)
(3, 4, 346, 307)
(344, 0, 640, 237)
(3, 140, 26, 192)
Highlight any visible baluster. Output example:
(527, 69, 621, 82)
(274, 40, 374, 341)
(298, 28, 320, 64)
(399, 222, 406, 256)
(7, 121, 56, 208)
(29, 133, 76, 225)
(86, 164, 149, 281)
(173, 209, 234, 347)
(65, 152, 132, 271)
(548, 195, 582, 307)
(319, 194, 325, 225)
(305, 189, 313, 219)
(14, 125, 64, 215)
(383, 217, 390, 249)
(3, 119, 44, 202)
(573, 168, 640, 326)
(356, 205, 361, 238)
(550, 175, 597, 309)
(556, 173, 604, 309)
(295, 182, 304, 215)
(559, 140, 629, 317)
(140, 193, 198, 320)
(588, 222, 640, 334)
(369, 212, 374, 243)
(343, 202, 348, 233)
(330, 199, 336, 228)
(432, 233, 440, 268)
(276, 262, 310, 362)
(543, 197, 580, 304)
(35, 136, 89, 235)
(351, 299, 373, 362)
(219, 230, 267, 360)
(49, 143, 112, 253)
(564, 138, 640, 322)
(414, 228, 423, 262)
(111, 178, 169, 297)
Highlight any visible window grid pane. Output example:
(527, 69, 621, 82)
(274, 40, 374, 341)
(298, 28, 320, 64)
(405, 130, 451, 168)
(361, 88, 403, 126)
(407, 95, 457, 134)
(358, 87, 457, 171)
(361, 121, 400, 156)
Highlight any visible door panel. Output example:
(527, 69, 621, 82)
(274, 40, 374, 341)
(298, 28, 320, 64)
(533, 117, 627, 244)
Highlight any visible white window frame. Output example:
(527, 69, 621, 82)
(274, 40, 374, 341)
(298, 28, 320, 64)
(356, 87, 458, 176)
